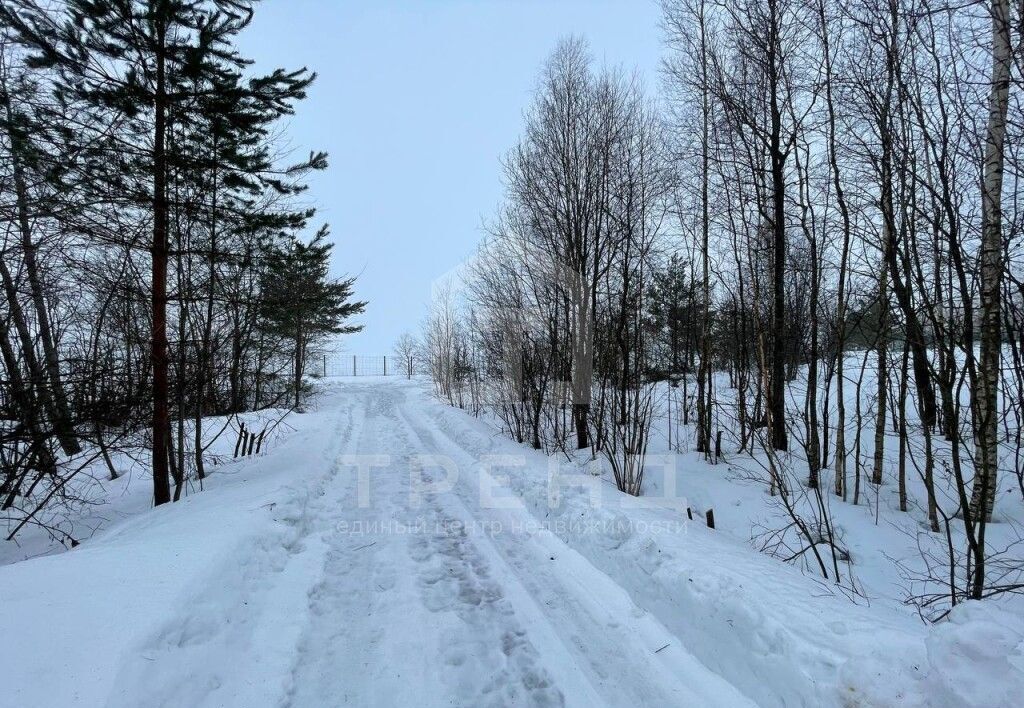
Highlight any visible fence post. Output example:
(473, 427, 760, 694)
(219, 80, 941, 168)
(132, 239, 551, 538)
(233, 423, 246, 458)
(384, 355, 387, 376)
(352, 354, 356, 376)
(323, 354, 327, 377)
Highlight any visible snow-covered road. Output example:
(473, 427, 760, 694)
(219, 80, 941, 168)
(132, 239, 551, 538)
(275, 381, 753, 707)
(5, 379, 1021, 707)
(0, 380, 749, 707)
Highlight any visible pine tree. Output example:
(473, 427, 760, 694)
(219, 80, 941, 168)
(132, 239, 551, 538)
(646, 254, 697, 378)
(259, 227, 366, 410)
(1, 0, 323, 504)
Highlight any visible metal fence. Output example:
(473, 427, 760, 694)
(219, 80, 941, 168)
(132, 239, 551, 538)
(318, 354, 395, 377)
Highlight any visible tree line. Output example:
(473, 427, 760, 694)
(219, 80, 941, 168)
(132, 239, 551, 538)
(414, 0, 1023, 617)
(0, 1, 363, 541)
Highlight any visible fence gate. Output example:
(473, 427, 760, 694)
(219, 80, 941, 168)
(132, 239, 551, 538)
(320, 355, 393, 377)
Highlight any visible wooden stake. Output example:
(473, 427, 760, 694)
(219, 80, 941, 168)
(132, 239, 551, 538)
(233, 423, 246, 458)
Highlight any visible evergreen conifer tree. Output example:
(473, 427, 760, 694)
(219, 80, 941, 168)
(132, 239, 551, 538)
(260, 226, 366, 410)
(1, 0, 325, 504)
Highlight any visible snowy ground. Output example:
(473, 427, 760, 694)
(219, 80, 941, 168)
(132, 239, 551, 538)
(644, 357, 1024, 614)
(2, 377, 1023, 707)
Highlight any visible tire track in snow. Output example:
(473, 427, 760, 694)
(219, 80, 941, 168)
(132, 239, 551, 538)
(401, 431, 567, 706)
(285, 383, 567, 707)
(283, 384, 445, 706)
(393, 390, 758, 707)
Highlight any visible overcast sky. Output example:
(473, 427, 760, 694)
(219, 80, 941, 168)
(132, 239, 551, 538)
(240, 0, 663, 355)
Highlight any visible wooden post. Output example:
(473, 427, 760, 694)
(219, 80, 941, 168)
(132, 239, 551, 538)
(255, 429, 266, 454)
(352, 354, 356, 376)
(323, 353, 327, 377)
(233, 423, 246, 458)
(384, 355, 387, 376)
(686, 507, 693, 521)
(705, 509, 715, 530)
(246, 429, 257, 456)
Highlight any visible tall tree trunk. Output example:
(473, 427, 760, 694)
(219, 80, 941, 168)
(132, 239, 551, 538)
(793, 137, 821, 488)
(174, 224, 188, 501)
(767, 0, 788, 452)
(571, 281, 592, 450)
(817, 0, 851, 492)
(294, 325, 304, 411)
(696, 0, 713, 458)
(872, 252, 889, 486)
(151, 16, 172, 506)
(968, 0, 1013, 601)
(970, 0, 1011, 529)
(768, 141, 787, 451)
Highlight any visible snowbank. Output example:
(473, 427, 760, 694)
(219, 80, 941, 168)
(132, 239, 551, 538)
(1, 395, 340, 707)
